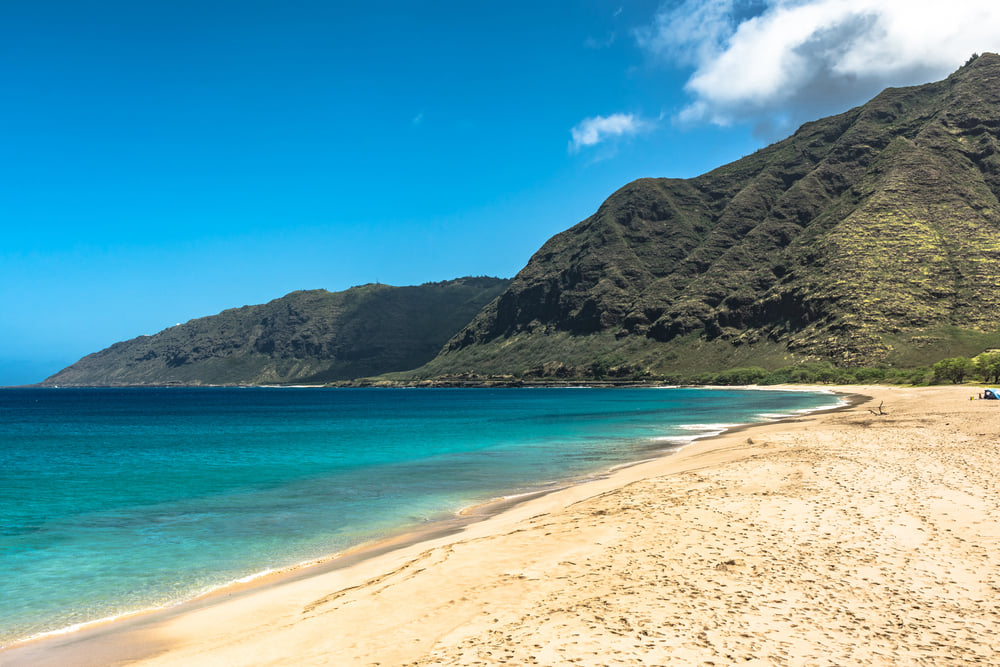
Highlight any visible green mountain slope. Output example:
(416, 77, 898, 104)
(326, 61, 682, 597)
(44, 277, 510, 386)
(419, 54, 1000, 379)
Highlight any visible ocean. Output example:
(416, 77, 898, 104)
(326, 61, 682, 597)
(0, 386, 841, 646)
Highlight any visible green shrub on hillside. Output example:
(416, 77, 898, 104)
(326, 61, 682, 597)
(974, 352, 1000, 384)
(933, 357, 976, 384)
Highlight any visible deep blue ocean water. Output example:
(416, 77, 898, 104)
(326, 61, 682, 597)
(0, 386, 841, 645)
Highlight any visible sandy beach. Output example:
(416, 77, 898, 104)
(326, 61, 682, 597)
(5, 384, 999, 666)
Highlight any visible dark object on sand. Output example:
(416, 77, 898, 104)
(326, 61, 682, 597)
(868, 400, 888, 415)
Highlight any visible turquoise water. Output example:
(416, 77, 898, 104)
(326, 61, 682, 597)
(0, 386, 840, 645)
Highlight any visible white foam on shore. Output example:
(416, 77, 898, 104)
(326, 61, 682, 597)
(652, 422, 743, 446)
(677, 422, 744, 431)
(649, 390, 848, 449)
(747, 397, 848, 424)
(11, 605, 173, 648)
(6, 560, 333, 650)
(798, 398, 849, 413)
(232, 568, 276, 584)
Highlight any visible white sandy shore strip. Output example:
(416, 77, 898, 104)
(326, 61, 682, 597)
(6, 384, 1000, 666)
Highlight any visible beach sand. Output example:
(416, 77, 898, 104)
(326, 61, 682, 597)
(5, 385, 999, 666)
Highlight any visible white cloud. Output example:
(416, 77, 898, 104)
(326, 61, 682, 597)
(640, 0, 1000, 136)
(636, 0, 742, 67)
(569, 113, 644, 152)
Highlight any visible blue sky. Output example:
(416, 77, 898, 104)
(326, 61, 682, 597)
(3, 0, 998, 385)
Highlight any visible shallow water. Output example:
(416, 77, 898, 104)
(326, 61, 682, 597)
(0, 386, 839, 644)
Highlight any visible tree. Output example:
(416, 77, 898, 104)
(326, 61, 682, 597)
(714, 367, 768, 385)
(974, 352, 1000, 384)
(932, 356, 974, 384)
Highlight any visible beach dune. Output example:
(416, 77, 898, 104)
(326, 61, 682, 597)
(6, 385, 999, 665)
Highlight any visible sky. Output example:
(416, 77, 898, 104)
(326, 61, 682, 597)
(2, 0, 999, 385)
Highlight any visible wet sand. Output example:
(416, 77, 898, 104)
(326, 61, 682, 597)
(5, 385, 999, 665)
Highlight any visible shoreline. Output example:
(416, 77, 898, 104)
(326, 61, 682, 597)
(1, 385, 846, 650)
(1, 385, 857, 665)
(2, 387, 850, 648)
(9, 386, 1000, 665)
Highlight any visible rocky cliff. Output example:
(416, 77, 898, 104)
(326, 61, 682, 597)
(422, 54, 1000, 378)
(44, 277, 510, 385)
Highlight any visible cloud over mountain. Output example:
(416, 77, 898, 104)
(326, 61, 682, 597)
(639, 0, 1000, 137)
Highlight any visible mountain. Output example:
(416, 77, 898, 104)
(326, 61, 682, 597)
(41, 56, 1000, 386)
(43, 277, 510, 386)
(418, 54, 1000, 380)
